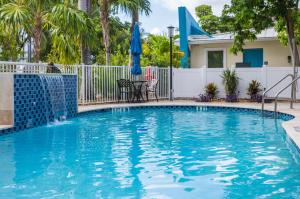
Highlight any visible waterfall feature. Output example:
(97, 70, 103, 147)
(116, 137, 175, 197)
(39, 75, 67, 123)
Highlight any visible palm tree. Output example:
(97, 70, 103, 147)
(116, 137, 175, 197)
(46, 2, 96, 64)
(0, 0, 58, 62)
(97, 0, 151, 66)
(117, 0, 151, 33)
(0, 1, 32, 61)
(78, 0, 91, 64)
(116, 0, 151, 66)
(0, 0, 95, 63)
(29, 0, 53, 62)
(97, 0, 111, 65)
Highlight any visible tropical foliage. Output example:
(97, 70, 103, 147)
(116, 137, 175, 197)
(247, 80, 263, 102)
(222, 0, 300, 67)
(97, 0, 151, 65)
(141, 34, 183, 67)
(205, 83, 218, 99)
(247, 80, 262, 96)
(221, 69, 239, 102)
(195, 4, 231, 34)
(0, 0, 95, 64)
(0, 0, 156, 66)
(196, 1, 300, 69)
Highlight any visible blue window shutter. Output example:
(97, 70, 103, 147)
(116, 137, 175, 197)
(243, 48, 264, 68)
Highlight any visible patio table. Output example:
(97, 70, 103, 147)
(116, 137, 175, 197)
(131, 80, 147, 102)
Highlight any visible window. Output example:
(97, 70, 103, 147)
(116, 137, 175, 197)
(207, 50, 224, 68)
(243, 48, 263, 68)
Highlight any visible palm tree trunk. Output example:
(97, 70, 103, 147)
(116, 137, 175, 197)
(131, 9, 139, 33)
(79, 0, 93, 101)
(78, 0, 90, 64)
(78, 0, 91, 65)
(99, 0, 111, 66)
(33, 12, 42, 62)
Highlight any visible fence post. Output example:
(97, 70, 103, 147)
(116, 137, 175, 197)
(261, 65, 268, 90)
(81, 63, 86, 105)
(201, 66, 207, 92)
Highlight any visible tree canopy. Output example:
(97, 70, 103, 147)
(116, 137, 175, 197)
(141, 34, 182, 68)
(0, 0, 158, 66)
(195, 4, 231, 34)
(222, 0, 300, 66)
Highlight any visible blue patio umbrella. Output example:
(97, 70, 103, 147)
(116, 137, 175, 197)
(131, 23, 142, 75)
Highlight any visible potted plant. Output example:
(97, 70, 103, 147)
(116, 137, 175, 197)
(197, 94, 212, 102)
(196, 83, 218, 102)
(205, 83, 218, 100)
(247, 80, 262, 102)
(221, 69, 239, 102)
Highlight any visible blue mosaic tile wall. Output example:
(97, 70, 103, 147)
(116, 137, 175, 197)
(12, 74, 77, 131)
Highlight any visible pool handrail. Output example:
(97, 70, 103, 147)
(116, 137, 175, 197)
(262, 74, 294, 112)
(274, 75, 300, 114)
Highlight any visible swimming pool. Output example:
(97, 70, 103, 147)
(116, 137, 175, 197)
(0, 106, 299, 198)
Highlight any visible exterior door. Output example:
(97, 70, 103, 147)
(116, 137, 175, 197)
(243, 48, 264, 68)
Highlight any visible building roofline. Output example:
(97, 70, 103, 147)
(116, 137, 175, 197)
(188, 37, 278, 45)
(186, 28, 278, 45)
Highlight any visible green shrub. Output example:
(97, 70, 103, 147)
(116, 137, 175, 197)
(205, 83, 218, 99)
(221, 69, 239, 95)
(247, 80, 262, 96)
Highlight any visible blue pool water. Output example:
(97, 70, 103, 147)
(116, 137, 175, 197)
(0, 106, 300, 199)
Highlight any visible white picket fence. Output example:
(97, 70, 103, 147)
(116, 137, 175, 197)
(173, 66, 300, 99)
(0, 61, 170, 104)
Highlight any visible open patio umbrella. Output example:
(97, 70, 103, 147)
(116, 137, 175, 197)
(130, 23, 142, 75)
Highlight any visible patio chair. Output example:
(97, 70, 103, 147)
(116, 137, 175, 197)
(117, 79, 132, 102)
(146, 79, 159, 102)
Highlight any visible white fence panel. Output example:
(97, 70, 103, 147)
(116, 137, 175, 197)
(266, 67, 294, 98)
(173, 66, 300, 100)
(236, 68, 264, 98)
(205, 68, 225, 98)
(173, 68, 203, 98)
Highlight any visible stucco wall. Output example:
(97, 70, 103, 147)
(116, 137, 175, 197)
(190, 40, 293, 68)
(0, 74, 14, 125)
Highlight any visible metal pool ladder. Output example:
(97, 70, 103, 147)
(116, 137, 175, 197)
(274, 75, 300, 113)
(261, 74, 294, 114)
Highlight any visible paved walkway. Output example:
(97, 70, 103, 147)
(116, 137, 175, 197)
(79, 100, 300, 149)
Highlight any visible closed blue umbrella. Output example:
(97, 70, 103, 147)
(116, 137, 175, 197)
(131, 23, 142, 75)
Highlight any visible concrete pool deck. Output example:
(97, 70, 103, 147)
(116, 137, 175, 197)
(0, 125, 13, 130)
(79, 100, 300, 149)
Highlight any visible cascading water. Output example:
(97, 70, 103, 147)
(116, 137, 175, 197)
(39, 75, 67, 123)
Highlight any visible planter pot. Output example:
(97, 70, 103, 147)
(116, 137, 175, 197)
(264, 98, 273, 103)
(225, 94, 238, 102)
(250, 94, 262, 103)
(197, 94, 212, 102)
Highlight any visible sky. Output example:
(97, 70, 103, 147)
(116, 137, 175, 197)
(118, 0, 230, 35)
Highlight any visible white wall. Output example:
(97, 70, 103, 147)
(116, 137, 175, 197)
(173, 66, 299, 99)
(190, 40, 293, 68)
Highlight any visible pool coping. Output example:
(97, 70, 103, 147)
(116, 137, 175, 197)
(78, 101, 300, 150)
